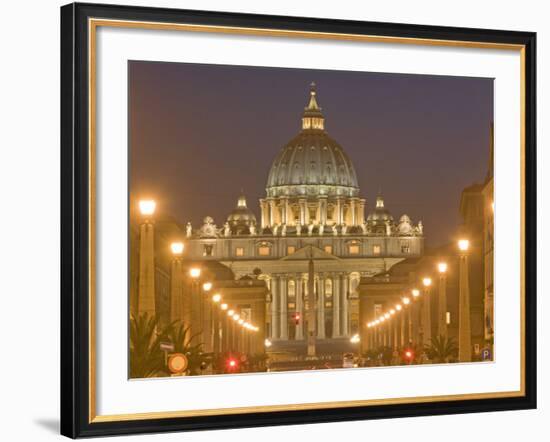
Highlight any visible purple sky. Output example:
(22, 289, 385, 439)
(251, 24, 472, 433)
(129, 61, 493, 247)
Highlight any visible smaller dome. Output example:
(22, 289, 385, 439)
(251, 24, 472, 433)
(227, 194, 257, 234)
(367, 195, 394, 224)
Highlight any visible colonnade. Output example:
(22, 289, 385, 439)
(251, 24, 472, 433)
(269, 272, 352, 340)
(260, 197, 366, 229)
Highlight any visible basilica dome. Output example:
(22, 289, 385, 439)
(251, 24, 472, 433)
(265, 83, 359, 198)
(367, 195, 394, 227)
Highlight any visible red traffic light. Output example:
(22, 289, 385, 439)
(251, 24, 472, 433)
(403, 348, 415, 363)
(226, 358, 239, 371)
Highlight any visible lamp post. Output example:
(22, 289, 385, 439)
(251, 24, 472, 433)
(458, 239, 472, 362)
(202, 281, 213, 353)
(169, 242, 184, 323)
(411, 288, 420, 344)
(421, 277, 432, 346)
(437, 262, 448, 339)
(189, 267, 201, 346)
(212, 293, 221, 356)
(137, 200, 156, 317)
(403, 296, 411, 345)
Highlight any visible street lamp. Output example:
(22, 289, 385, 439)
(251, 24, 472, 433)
(437, 262, 448, 339)
(138, 199, 156, 217)
(169, 242, 184, 323)
(220, 303, 228, 311)
(170, 242, 184, 256)
(202, 281, 213, 292)
(458, 238, 472, 362)
(227, 309, 234, 316)
(189, 267, 201, 279)
(265, 338, 272, 348)
(421, 278, 432, 345)
(458, 239, 470, 252)
(212, 293, 221, 303)
(137, 199, 156, 316)
(411, 288, 420, 298)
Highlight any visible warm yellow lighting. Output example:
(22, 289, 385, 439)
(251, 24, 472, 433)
(384, 313, 390, 319)
(265, 339, 272, 347)
(221, 303, 228, 310)
(396, 304, 402, 311)
(212, 293, 221, 303)
(412, 289, 420, 298)
(422, 277, 432, 287)
(189, 268, 201, 279)
(367, 323, 372, 328)
(233, 314, 240, 321)
(139, 199, 156, 216)
(458, 239, 470, 252)
(238, 319, 244, 325)
(202, 282, 212, 291)
(390, 309, 395, 315)
(402, 297, 410, 305)
(227, 309, 234, 316)
(380, 317, 385, 322)
(350, 334, 360, 344)
(491, 201, 495, 212)
(438, 262, 448, 274)
(170, 242, 184, 255)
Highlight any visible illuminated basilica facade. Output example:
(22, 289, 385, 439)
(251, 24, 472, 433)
(182, 84, 424, 347)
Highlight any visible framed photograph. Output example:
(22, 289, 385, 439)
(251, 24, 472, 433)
(60, 2, 536, 438)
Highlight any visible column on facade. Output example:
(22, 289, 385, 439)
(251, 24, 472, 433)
(295, 275, 304, 340)
(169, 258, 183, 323)
(350, 199, 357, 226)
(268, 199, 277, 227)
(342, 274, 349, 336)
(316, 276, 325, 338)
(357, 199, 366, 226)
(270, 276, 279, 339)
(333, 274, 341, 337)
(335, 198, 342, 225)
(299, 199, 306, 225)
(281, 197, 288, 226)
(393, 315, 399, 349)
(319, 197, 327, 225)
(422, 289, 432, 346)
(260, 199, 269, 228)
(400, 310, 406, 347)
(279, 275, 288, 340)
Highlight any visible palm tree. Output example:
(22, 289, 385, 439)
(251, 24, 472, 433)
(129, 313, 166, 378)
(424, 335, 458, 363)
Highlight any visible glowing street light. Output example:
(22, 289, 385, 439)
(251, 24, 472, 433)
(395, 304, 402, 311)
(422, 277, 432, 287)
(265, 339, 272, 348)
(212, 293, 221, 303)
(202, 281, 212, 291)
(350, 334, 360, 344)
(384, 313, 390, 319)
(390, 309, 396, 315)
(170, 242, 184, 256)
(458, 239, 470, 252)
(227, 309, 234, 316)
(438, 262, 448, 274)
(411, 289, 420, 298)
(138, 199, 156, 216)
(220, 303, 228, 311)
(402, 297, 410, 305)
(189, 268, 201, 279)
(233, 314, 240, 321)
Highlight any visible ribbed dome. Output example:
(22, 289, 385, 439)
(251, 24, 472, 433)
(227, 194, 257, 234)
(265, 83, 359, 198)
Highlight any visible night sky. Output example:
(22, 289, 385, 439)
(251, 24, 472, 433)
(129, 61, 493, 247)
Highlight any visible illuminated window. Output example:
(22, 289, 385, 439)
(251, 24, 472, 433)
(373, 245, 381, 255)
(288, 302, 296, 309)
(324, 245, 333, 254)
(288, 280, 296, 298)
(348, 244, 360, 255)
(325, 301, 332, 308)
(258, 246, 270, 256)
(235, 247, 244, 257)
(446, 312, 451, 324)
(287, 246, 296, 255)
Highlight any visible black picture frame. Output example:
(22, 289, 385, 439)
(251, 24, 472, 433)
(60, 2, 537, 438)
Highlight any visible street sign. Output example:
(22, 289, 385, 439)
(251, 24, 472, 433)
(160, 342, 175, 352)
(481, 347, 492, 361)
(167, 353, 188, 374)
